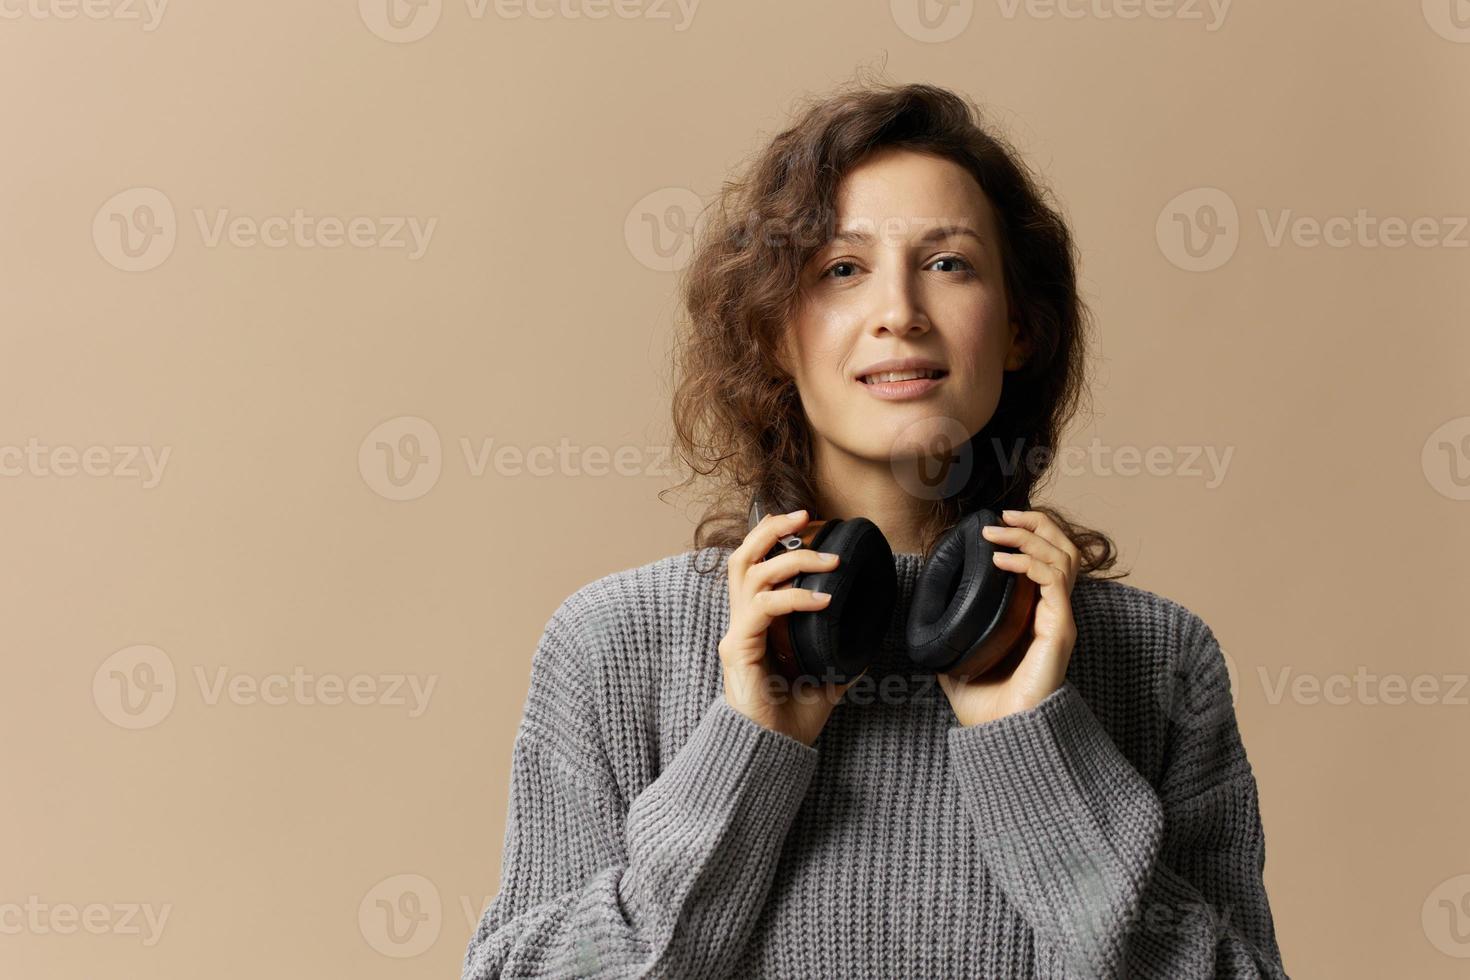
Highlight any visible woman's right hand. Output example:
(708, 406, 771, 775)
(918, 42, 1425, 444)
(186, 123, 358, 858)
(719, 508, 862, 747)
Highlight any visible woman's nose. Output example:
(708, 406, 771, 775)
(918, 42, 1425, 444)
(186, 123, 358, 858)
(869, 268, 928, 337)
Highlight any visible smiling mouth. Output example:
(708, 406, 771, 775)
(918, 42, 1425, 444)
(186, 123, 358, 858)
(857, 368, 949, 385)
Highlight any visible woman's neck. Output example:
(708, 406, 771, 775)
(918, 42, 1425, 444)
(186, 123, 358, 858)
(810, 454, 931, 556)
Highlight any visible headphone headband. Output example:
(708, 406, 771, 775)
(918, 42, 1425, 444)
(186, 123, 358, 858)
(746, 492, 767, 532)
(747, 490, 806, 531)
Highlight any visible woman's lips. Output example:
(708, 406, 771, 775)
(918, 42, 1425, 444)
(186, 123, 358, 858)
(856, 374, 946, 401)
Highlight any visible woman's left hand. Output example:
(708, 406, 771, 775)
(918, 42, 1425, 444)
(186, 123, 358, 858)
(938, 509, 1081, 727)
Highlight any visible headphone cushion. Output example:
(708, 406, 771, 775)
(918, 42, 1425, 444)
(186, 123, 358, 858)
(905, 510, 1013, 671)
(788, 517, 896, 681)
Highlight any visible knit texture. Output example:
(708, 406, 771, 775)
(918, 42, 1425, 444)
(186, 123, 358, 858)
(462, 547, 1288, 979)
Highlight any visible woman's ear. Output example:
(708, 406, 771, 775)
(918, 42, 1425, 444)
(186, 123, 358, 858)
(1003, 318, 1030, 372)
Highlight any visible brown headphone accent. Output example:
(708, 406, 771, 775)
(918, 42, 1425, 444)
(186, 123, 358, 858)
(946, 574, 1040, 681)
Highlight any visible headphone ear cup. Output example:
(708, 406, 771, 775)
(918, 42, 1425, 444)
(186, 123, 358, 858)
(906, 510, 1032, 675)
(784, 517, 895, 683)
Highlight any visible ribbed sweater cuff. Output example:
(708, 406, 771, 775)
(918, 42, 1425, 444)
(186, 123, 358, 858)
(674, 694, 820, 814)
(947, 682, 1164, 970)
(617, 695, 819, 939)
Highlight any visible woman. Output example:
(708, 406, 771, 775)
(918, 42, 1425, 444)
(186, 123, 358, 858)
(463, 78, 1288, 979)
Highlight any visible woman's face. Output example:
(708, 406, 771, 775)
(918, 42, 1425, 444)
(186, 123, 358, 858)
(781, 147, 1027, 486)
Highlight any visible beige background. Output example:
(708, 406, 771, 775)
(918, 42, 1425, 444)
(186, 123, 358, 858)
(3, 1, 1468, 977)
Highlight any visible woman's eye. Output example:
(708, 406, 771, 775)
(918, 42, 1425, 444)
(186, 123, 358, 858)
(820, 256, 973, 279)
(929, 255, 974, 274)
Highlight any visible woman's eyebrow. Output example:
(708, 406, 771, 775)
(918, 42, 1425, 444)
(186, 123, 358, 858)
(827, 223, 985, 247)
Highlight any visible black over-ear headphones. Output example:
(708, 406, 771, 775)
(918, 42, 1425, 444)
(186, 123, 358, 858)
(746, 495, 1040, 684)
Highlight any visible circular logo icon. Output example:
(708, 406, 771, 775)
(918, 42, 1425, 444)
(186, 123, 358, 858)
(1423, 0, 1470, 43)
(1219, 646, 1240, 706)
(93, 644, 177, 729)
(889, 414, 976, 503)
(1156, 187, 1239, 272)
(1160, 640, 1240, 729)
(359, 0, 442, 43)
(1423, 873, 1470, 957)
(890, 0, 974, 43)
(359, 873, 442, 957)
(624, 187, 705, 273)
(93, 187, 177, 273)
(1422, 416, 1470, 501)
(359, 416, 442, 501)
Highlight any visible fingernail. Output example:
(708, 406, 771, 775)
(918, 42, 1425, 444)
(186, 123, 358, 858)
(811, 591, 831, 599)
(818, 552, 839, 560)
(786, 509, 806, 518)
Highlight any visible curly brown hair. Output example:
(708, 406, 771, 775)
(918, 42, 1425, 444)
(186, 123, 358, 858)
(662, 72, 1124, 581)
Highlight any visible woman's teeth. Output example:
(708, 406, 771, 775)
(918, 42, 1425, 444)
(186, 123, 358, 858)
(862, 369, 943, 384)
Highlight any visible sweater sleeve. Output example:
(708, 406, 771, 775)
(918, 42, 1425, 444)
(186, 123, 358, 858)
(462, 592, 819, 980)
(945, 616, 1288, 979)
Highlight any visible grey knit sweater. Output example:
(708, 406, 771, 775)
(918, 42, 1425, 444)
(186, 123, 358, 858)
(463, 547, 1288, 979)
